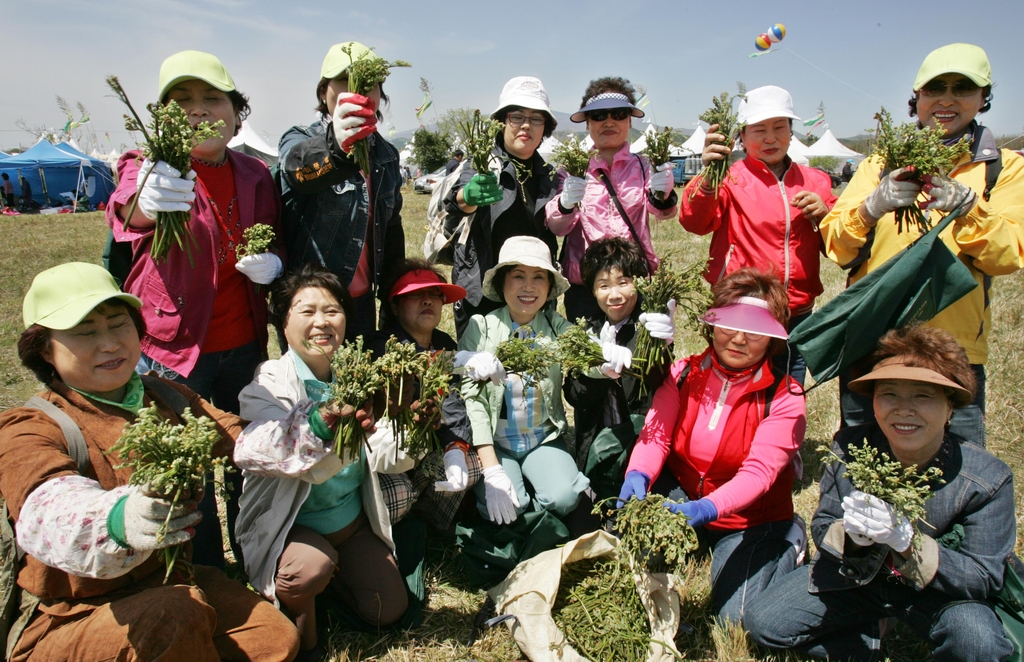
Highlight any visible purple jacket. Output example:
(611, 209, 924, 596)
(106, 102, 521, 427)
(105, 150, 282, 377)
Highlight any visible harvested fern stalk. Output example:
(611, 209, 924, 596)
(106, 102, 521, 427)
(690, 88, 746, 199)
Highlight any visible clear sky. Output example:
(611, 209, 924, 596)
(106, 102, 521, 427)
(3, 0, 1022, 152)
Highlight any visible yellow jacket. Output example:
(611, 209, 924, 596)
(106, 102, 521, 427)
(820, 139, 1024, 364)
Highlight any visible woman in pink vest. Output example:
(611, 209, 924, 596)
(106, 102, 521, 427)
(618, 267, 807, 624)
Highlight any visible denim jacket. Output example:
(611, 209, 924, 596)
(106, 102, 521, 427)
(278, 118, 405, 299)
(809, 423, 1014, 600)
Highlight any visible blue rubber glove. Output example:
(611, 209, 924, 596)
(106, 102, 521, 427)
(461, 173, 502, 207)
(665, 498, 718, 527)
(617, 471, 650, 508)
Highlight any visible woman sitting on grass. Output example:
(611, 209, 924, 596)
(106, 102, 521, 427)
(618, 267, 807, 624)
(1, 262, 298, 661)
(745, 325, 1015, 661)
(234, 264, 409, 661)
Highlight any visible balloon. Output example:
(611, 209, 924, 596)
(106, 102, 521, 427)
(755, 34, 772, 51)
(769, 24, 786, 42)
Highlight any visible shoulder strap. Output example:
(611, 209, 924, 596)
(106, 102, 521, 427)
(140, 375, 191, 417)
(596, 170, 643, 246)
(984, 150, 1003, 202)
(762, 367, 788, 419)
(23, 397, 90, 474)
(675, 362, 693, 389)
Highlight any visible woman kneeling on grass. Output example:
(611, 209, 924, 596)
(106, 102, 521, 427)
(563, 237, 675, 501)
(0, 263, 298, 661)
(457, 236, 590, 527)
(618, 267, 807, 624)
(745, 325, 1015, 661)
(235, 264, 409, 661)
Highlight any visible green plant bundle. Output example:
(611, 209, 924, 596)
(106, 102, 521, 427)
(642, 126, 676, 200)
(108, 404, 227, 583)
(556, 318, 608, 380)
(632, 258, 712, 397)
(871, 108, 971, 234)
(455, 109, 503, 175)
(821, 440, 944, 547)
(494, 326, 558, 385)
(106, 75, 224, 267)
(339, 45, 411, 174)
(689, 90, 746, 199)
(327, 336, 385, 459)
(550, 135, 594, 179)
(404, 349, 457, 457)
(235, 223, 276, 259)
(375, 335, 427, 448)
(552, 557, 651, 661)
(596, 494, 699, 571)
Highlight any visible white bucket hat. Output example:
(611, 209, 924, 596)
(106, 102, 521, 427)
(737, 85, 801, 125)
(490, 76, 556, 126)
(481, 236, 570, 302)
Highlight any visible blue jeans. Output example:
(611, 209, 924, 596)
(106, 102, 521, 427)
(136, 341, 261, 567)
(745, 564, 1012, 661)
(840, 364, 986, 447)
(475, 439, 590, 520)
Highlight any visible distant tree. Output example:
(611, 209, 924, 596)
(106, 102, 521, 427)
(804, 133, 820, 147)
(436, 108, 477, 145)
(409, 128, 452, 173)
(809, 156, 840, 173)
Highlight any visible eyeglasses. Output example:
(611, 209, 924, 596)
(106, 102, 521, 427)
(919, 79, 982, 97)
(587, 108, 632, 122)
(506, 112, 546, 127)
(715, 326, 765, 341)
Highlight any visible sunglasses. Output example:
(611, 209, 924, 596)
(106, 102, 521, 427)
(587, 108, 632, 122)
(919, 79, 982, 98)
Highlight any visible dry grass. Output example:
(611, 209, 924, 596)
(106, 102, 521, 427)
(2, 185, 1022, 661)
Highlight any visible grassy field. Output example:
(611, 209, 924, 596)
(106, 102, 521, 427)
(2, 189, 1022, 661)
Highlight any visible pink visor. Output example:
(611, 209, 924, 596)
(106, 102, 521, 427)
(388, 269, 467, 304)
(701, 296, 788, 339)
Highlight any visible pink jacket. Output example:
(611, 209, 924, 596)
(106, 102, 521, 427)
(106, 150, 282, 376)
(545, 144, 677, 285)
(627, 351, 806, 525)
(680, 157, 836, 315)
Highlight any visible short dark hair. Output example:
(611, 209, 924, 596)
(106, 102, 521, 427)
(491, 264, 554, 303)
(379, 258, 450, 327)
(1, 173, 8, 180)
(18, 300, 145, 384)
(581, 77, 638, 106)
(580, 237, 649, 292)
(315, 77, 390, 122)
(702, 267, 790, 357)
(269, 263, 354, 339)
(908, 85, 992, 117)
(453, 149, 464, 157)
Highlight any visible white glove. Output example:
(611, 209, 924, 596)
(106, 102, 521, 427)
(638, 298, 676, 343)
(598, 322, 632, 378)
(649, 162, 675, 196)
(434, 448, 470, 492)
(482, 465, 521, 524)
(559, 175, 586, 209)
(454, 350, 507, 385)
(235, 252, 283, 284)
(136, 159, 196, 221)
(921, 175, 976, 213)
(332, 93, 377, 154)
(841, 490, 914, 553)
(863, 167, 923, 219)
(122, 485, 202, 551)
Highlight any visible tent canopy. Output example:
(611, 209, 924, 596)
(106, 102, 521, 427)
(804, 129, 862, 160)
(538, 135, 562, 161)
(629, 124, 659, 154)
(677, 126, 706, 155)
(787, 136, 811, 166)
(0, 139, 116, 207)
(228, 122, 278, 166)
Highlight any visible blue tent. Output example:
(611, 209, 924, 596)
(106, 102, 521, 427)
(0, 140, 116, 208)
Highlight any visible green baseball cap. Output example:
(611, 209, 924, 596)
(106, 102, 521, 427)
(320, 41, 377, 79)
(23, 263, 142, 330)
(158, 50, 237, 101)
(914, 43, 992, 91)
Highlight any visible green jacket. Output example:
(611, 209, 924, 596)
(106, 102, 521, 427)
(457, 307, 570, 449)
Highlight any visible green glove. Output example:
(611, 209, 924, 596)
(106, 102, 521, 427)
(461, 173, 502, 207)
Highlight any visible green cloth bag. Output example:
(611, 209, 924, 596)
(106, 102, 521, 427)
(992, 558, 1024, 662)
(790, 214, 977, 385)
(455, 510, 570, 589)
(584, 414, 645, 502)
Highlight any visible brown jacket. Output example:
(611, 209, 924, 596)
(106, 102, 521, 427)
(0, 379, 243, 603)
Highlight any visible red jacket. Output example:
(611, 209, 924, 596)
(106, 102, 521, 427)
(680, 157, 836, 315)
(106, 150, 282, 377)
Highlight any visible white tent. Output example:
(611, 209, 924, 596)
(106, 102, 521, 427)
(537, 135, 562, 161)
(787, 136, 811, 166)
(581, 134, 594, 150)
(228, 122, 278, 166)
(398, 146, 413, 166)
(630, 124, 658, 154)
(803, 129, 862, 160)
(676, 126, 706, 155)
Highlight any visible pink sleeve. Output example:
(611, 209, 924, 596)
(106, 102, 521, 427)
(105, 151, 153, 242)
(704, 379, 807, 518)
(625, 359, 688, 483)
(544, 188, 580, 236)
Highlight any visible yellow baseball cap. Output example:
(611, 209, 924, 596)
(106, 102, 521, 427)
(158, 50, 236, 101)
(320, 41, 376, 79)
(914, 43, 992, 91)
(23, 263, 142, 330)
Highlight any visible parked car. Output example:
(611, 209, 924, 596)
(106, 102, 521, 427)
(414, 167, 446, 194)
(671, 154, 701, 186)
(811, 166, 842, 189)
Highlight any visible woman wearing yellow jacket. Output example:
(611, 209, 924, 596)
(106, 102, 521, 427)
(820, 42, 1024, 446)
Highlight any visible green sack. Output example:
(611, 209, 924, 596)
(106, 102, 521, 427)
(992, 558, 1024, 662)
(584, 414, 645, 502)
(456, 510, 570, 589)
(790, 214, 977, 385)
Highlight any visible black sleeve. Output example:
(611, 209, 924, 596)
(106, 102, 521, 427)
(280, 124, 360, 194)
(378, 177, 405, 302)
(648, 188, 678, 211)
(438, 384, 473, 446)
(442, 165, 478, 235)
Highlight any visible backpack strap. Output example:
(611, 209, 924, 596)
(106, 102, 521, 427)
(23, 397, 90, 476)
(762, 367, 787, 419)
(675, 363, 693, 389)
(983, 150, 1003, 202)
(140, 375, 191, 418)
